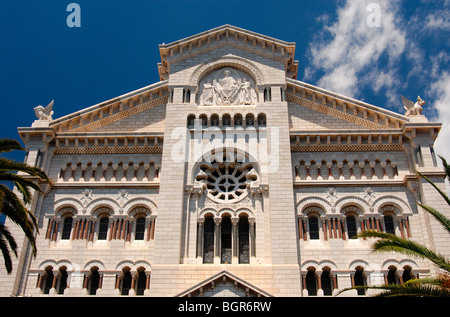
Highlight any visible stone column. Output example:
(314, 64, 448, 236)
(249, 217, 256, 260)
(196, 219, 204, 263)
(214, 216, 222, 264)
(232, 217, 239, 263)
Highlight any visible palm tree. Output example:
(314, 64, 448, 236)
(338, 155, 450, 297)
(0, 138, 49, 274)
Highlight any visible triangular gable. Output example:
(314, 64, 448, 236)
(158, 24, 298, 80)
(176, 270, 273, 297)
(287, 78, 408, 131)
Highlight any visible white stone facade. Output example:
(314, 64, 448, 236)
(1, 25, 449, 297)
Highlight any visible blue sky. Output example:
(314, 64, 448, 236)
(1, 0, 449, 162)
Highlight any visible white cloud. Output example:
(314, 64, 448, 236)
(425, 10, 450, 30)
(307, 0, 406, 99)
(429, 71, 450, 195)
(430, 71, 450, 161)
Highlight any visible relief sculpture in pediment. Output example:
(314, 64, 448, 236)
(198, 67, 257, 106)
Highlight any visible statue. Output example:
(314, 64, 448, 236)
(198, 68, 256, 106)
(34, 100, 54, 120)
(401, 95, 426, 116)
(199, 81, 214, 106)
(213, 69, 240, 105)
(239, 78, 256, 105)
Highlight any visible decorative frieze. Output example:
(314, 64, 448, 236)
(293, 159, 399, 181)
(291, 144, 404, 153)
(58, 161, 160, 183)
(287, 93, 401, 130)
(62, 96, 168, 133)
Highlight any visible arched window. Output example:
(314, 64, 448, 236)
(305, 267, 317, 296)
(61, 216, 73, 240)
(135, 217, 146, 241)
(98, 217, 109, 240)
(42, 266, 54, 294)
(221, 216, 232, 264)
(187, 114, 196, 128)
(321, 267, 333, 296)
(246, 114, 255, 127)
(346, 215, 358, 239)
(222, 114, 231, 127)
(308, 216, 320, 240)
(200, 213, 255, 265)
(57, 266, 68, 294)
(88, 267, 100, 295)
(387, 266, 398, 284)
(234, 113, 243, 126)
(121, 267, 132, 295)
(402, 266, 413, 283)
(199, 114, 207, 128)
(384, 215, 395, 234)
(354, 266, 366, 295)
(238, 215, 250, 264)
(257, 113, 266, 126)
(203, 216, 214, 264)
(136, 267, 147, 296)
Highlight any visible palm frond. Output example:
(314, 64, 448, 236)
(417, 171, 450, 207)
(337, 283, 450, 297)
(0, 224, 18, 257)
(12, 181, 33, 205)
(0, 172, 43, 204)
(417, 203, 450, 234)
(0, 158, 49, 182)
(0, 235, 13, 274)
(357, 231, 450, 272)
(0, 185, 38, 256)
(0, 139, 24, 153)
(0, 138, 49, 273)
(404, 277, 440, 286)
(372, 284, 449, 297)
(438, 155, 450, 179)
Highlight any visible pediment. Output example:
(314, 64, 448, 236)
(158, 25, 298, 80)
(176, 270, 273, 297)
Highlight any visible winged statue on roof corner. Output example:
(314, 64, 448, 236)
(401, 95, 426, 117)
(34, 100, 54, 120)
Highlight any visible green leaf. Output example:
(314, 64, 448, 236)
(417, 171, 450, 207)
(357, 231, 450, 272)
(337, 283, 450, 297)
(417, 203, 450, 234)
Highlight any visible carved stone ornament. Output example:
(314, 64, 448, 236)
(198, 67, 257, 106)
(34, 100, 54, 120)
(80, 189, 93, 207)
(401, 95, 426, 116)
(196, 155, 259, 204)
(116, 189, 129, 205)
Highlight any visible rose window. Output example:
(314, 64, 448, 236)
(197, 157, 257, 203)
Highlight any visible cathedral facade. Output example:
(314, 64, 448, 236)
(1, 25, 449, 297)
